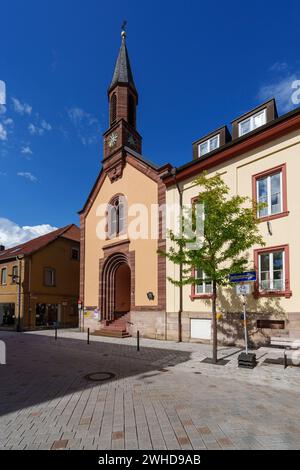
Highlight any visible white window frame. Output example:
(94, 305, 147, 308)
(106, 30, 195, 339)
(257, 171, 283, 218)
(238, 109, 267, 137)
(258, 250, 285, 292)
(195, 269, 212, 295)
(198, 134, 220, 158)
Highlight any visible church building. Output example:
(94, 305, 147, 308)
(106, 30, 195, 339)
(79, 29, 170, 338)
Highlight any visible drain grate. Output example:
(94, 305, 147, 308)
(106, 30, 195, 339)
(84, 371, 116, 382)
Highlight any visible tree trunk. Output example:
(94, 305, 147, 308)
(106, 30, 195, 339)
(212, 279, 217, 364)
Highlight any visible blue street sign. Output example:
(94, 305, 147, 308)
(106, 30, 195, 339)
(229, 271, 256, 283)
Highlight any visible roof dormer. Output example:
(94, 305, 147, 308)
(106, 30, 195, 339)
(193, 126, 231, 160)
(232, 99, 278, 140)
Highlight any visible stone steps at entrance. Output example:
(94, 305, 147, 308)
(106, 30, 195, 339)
(92, 329, 131, 338)
(91, 311, 131, 339)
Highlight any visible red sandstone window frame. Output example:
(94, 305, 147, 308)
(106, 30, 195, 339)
(252, 163, 289, 222)
(106, 194, 127, 240)
(253, 244, 292, 298)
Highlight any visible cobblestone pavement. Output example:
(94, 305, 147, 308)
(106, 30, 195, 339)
(1, 329, 300, 450)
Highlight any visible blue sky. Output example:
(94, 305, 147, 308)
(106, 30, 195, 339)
(1, 0, 300, 246)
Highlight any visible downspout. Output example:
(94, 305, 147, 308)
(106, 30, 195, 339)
(171, 168, 183, 342)
(28, 256, 32, 329)
(16, 254, 24, 332)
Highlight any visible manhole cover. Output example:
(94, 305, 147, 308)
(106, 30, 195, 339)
(84, 372, 116, 382)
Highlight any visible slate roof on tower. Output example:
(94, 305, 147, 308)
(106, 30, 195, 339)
(109, 31, 137, 95)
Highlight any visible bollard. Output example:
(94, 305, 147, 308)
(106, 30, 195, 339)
(87, 328, 90, 345)
(137, 330, 140, 352)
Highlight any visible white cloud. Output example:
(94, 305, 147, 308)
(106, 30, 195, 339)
(17, 172, 38, 182)
(28, 119, 52, 136)
(68, 107, 87, 124)
(0, 105, 6, 115)
(28, 123, 43, 135)
(269, 62, 288, 72)
(0, 123, 7, 141)
(3, 118, 13, 126)
(67, 106, 100, 145)
(12, 97, 32, 115)
(258, 73, 300, 114)
(0, 172, 7, 176)
(41, 119, 52, 131)
(21, 145, 33, 155)
(0, 218, 57, 248)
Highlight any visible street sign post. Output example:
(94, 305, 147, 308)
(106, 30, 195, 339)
(236, 284, 251, 295)
(229, 272, 256, 355)
(231, 275, 257, 368)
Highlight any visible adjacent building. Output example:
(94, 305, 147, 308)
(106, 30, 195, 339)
(0, 224, 80, 330)
(164, 99, 300, 345)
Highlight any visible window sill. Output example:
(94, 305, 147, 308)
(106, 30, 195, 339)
(258, 211, 289, 223)
(253, 290, 292, 299)
(190, 294, 213, 301)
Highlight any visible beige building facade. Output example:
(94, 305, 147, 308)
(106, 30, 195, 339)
(164, 100, 300, 346)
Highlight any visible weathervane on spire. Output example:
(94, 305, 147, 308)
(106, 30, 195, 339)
(121, 20, 127, 39)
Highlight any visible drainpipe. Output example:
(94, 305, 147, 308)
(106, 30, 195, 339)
(16, 254, 24, 332)
(171, 168, 183, 342)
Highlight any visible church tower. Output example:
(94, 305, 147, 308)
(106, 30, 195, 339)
(103, 27, 142, 182)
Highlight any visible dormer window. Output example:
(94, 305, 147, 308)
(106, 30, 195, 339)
(239, 109, 266, 137)
(198, 134, 220, 158)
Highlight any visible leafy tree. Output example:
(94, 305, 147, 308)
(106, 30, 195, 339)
(162, 172, 265, 363)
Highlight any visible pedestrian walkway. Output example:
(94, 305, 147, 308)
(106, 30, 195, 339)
(0, 330, 300, 450)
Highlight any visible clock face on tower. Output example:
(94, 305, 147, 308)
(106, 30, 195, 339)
(108, 132, 118, 148)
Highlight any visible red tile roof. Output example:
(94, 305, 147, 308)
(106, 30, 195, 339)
(0, 224, 79, 261)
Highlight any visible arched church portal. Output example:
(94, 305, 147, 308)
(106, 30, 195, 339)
(101, 252, 131, 322)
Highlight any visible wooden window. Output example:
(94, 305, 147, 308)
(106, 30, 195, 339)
(198, 134, 220, 157)
(12, 265, 18, 284)
(239, 109, 266, 136)
(254, 245, 291, 298)
(252, 164, 288, 222)
(107, 195, 126, 239)
(0, 267, 7, 285)
(191, 268, 213, 300)
(71, 247, 79, 260)
(44, 268, 56, 287)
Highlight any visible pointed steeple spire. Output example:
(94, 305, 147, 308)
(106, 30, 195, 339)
(109, 25, 137, 95)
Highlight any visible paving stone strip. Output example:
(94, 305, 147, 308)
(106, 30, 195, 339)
(0, 330, 300, 450)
